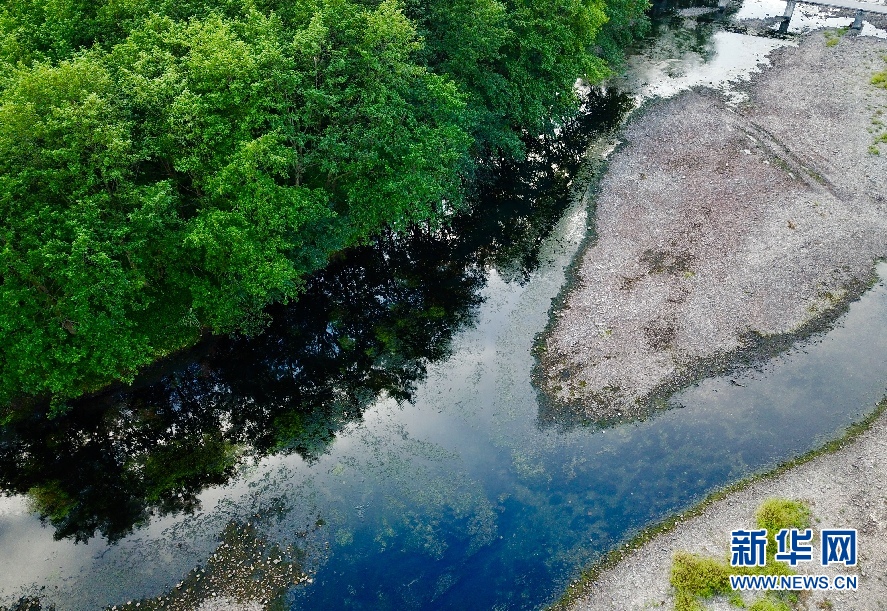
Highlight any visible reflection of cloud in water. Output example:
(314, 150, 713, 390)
(0, 88, 633, 609)
(616, 31, 794, 103)
(0, 496, 106, 599)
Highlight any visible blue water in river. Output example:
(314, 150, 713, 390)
(2, 9, 887, 610)
(283, 267, 887, 610)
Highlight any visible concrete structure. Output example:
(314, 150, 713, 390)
(779, 0, 887, 33)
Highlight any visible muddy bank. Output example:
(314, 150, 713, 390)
(540, 32, 887, 422)
(562, 400, 887, 611)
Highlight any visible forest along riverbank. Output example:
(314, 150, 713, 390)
(539, 32, 887, 422)
(6, 14, 887, 611)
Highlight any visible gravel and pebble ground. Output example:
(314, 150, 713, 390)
(554, 29, 887, 611)
(566, 404, 887, 610)
(540, 32, 887, 422)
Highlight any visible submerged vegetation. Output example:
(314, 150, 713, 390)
(0, 0, 648, 408)
(551, 398, 887, 610)
(115, 520, 310, 610)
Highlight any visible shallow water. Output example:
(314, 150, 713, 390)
(2, 5, 887, 611)
(736, 0, 887, 36)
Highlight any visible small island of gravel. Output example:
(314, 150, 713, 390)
(539, 31, 887, 423)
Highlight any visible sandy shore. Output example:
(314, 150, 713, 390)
(539, 32, 887, 422)
(563, 403, 887, 610)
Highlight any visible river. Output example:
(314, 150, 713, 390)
(1, 3, 886, 610)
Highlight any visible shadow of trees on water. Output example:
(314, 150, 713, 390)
(0, 88, 631, 543)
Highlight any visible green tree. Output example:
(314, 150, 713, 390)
(0, 0, 648, 407)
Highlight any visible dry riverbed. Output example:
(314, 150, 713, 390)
(539, 32, 887, 423)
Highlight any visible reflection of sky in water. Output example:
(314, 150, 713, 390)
(614, 31, 794, 103)
(5, 178, 887, 609)
(4, 10, 887, 611)
(283, 263, 887, 611)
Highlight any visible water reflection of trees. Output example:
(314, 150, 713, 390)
(639, 0, 737, 65)
(1, 231, 487, 543)
(0, 88, 631, 544)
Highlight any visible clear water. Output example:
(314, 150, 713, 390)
(2, 5, 886, 611)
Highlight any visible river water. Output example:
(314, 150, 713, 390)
(2, 5, 886, 611)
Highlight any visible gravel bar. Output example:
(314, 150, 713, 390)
(540, 32, 887, 422)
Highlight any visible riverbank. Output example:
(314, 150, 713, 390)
(558, 398, 887, 610)
(539, 31, 887, 422)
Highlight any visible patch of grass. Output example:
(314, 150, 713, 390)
(823, 27, 848, 47)
(771, 156, 793, 175)
(755, 498, 810, 534)
(671, 552, 739, 610)
(749, 597, 793, 611)
(870, 58, 887, 152)
(804, 168, 827, 186)
(670, 498, 807, 611)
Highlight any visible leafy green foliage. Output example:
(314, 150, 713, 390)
(593, 0, 651, 67)
(671, 552, 736, 611)
(0, 0, 648, 405)
(405, 0, 627, 158)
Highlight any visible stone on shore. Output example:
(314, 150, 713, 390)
(540, 33, 887, 423)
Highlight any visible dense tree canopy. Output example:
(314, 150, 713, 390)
(0, 0, 648, 407)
